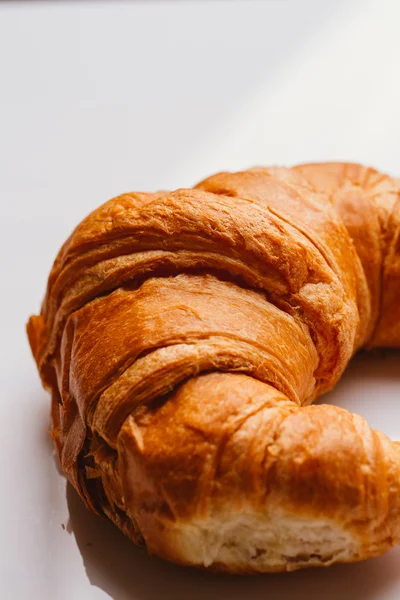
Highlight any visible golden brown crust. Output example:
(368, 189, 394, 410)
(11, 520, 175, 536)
(119, 373, 400, 568)
(27, 162, 400, 572)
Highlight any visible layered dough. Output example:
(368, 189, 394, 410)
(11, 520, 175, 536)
(27, 163, 400, 572)
(120, 373, 400, 571)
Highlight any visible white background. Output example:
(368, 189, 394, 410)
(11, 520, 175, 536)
(1, 1, 400, 598)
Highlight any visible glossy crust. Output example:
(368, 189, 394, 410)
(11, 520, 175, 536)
(27, 163, 400, 572)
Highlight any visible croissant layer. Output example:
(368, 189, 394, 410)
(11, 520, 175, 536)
(28, 163, 400, 572)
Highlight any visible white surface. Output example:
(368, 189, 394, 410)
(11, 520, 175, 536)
(0, 1, 399, 598)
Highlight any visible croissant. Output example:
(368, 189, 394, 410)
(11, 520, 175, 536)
(27, 162, 400, 573)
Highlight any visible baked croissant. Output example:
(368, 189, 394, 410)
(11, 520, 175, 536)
(27, 162, 400, 573)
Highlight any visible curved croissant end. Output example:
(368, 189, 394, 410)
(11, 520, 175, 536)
(27, 163, 400, 572)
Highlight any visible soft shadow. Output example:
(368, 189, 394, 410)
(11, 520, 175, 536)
(67, 482, 400, 600)
(333, 349, 400, 384)
(319, 349, 400, 439)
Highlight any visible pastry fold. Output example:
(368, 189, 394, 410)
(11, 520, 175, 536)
(28, 163, 400, 572)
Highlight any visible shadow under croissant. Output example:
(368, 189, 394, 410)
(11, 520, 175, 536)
(67, 482, 400, 600)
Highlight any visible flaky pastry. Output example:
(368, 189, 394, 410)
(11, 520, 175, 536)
(28, 163, 400, 572)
